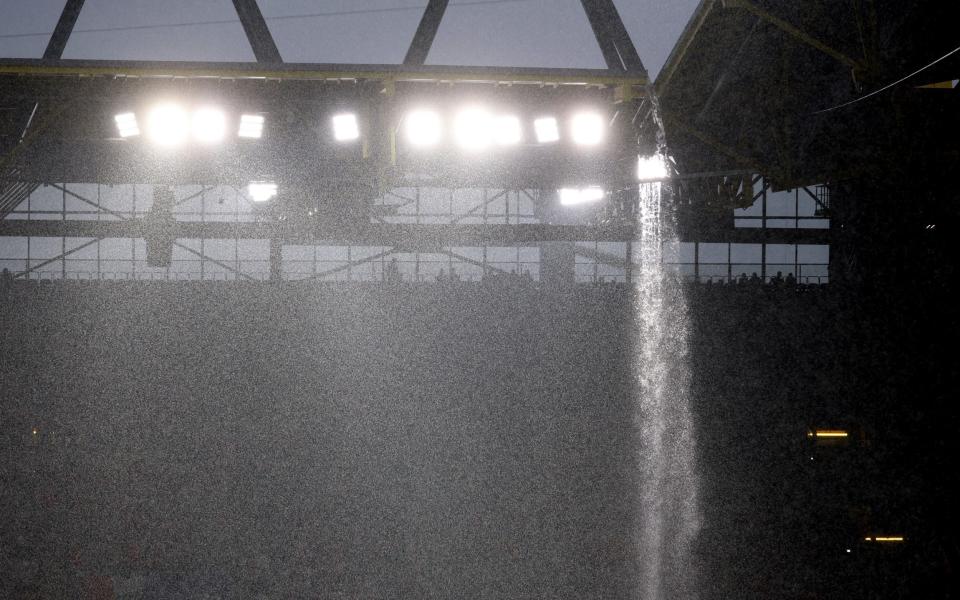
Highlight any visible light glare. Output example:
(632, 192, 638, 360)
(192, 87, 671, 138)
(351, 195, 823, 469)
(494, 115, 522, 145)
(534, 117, 559, 143)
(114, 112, 139, 138)
(453, 107, 493, 150)
(637, 154, 669, 182)
(191, 107, 227, 144)
(248, 182, 277, 203)
(405, 110, 442, 147)
(571, 112, 605, 146)
(559, 187, 605, 206)
(238, 114, 264, 139)
(332, 113, 360, 142)
(146, 103, 189, 147)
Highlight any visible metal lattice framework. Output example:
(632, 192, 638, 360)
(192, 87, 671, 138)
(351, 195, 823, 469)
(0, 0, 832, 283)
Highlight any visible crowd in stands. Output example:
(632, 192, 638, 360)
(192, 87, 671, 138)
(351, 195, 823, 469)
(1, 265, 825, 293)
(702, 271, 806, 286)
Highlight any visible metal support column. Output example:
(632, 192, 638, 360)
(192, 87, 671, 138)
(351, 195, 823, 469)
(232, 0, 282, 63)
(44, 0, 86, 60)
(761, 242, 767, 282)
(693, 241, 700, 282)
(625, 240, 633, 284)
(270, 236, 282, 282)
(580, 0, 647, 74)
(727, 242, 732, 282)
(404, 0, 449, 65)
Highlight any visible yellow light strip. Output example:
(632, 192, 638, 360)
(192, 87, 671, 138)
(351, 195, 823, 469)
(812, 430, 848, 438)
(864, 536, 904, 542)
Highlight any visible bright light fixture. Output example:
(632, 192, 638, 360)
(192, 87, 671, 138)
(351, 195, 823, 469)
(191, 107, 227, 144)
(332, 113, 360, 142)
(404, 110, 442, 147)
(248, 182, 278, 203)
(559, 186, 605, 206)
(146, 103, 189, 147)
(114, 112, 139, 138)
(238, 114, 264, 139)
(570, 111, 605, 146)
(864, 536, 904, 543)
(533, 117, 559, 143)
(493, 115, 522, 145)
(637, 154, 669, 182)
(453, 107, 493, 150)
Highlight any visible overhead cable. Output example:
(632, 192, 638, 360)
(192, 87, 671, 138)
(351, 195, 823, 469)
(813, 43, 960, 114)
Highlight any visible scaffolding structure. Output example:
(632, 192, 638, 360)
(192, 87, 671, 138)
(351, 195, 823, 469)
(1, 0, 832, 285)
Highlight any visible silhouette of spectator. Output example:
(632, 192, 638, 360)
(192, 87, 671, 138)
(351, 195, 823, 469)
(772, 271, 785, 286)
(0, 267, 12, 300)
(436, 268, 446, 282)
(785, 272, 797, 286)
(749, 272, 761, 285)
(385, 258, 401, 283)
(737, 273, 748, 285)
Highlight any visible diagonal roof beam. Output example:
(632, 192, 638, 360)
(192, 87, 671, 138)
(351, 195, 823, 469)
(405, 0, 450, 66)
(656, 0, 716, 94)
(308, 247, 399, 281)
(580, 0, 647, 75)
(44, 0, 86, 60)
(232, 0, 282, 63)
(724, 0, 862, 70)
(13, 237, 100, 280)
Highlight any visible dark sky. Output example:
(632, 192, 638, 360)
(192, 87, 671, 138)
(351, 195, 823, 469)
(0, 0, 699, 78)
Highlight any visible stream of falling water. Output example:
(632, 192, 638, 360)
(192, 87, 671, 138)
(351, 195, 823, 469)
(633, 93, 701, 600)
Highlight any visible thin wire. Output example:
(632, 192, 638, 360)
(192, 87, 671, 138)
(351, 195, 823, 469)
(813, 43, 960, 114)
(0, 0, 540, 40)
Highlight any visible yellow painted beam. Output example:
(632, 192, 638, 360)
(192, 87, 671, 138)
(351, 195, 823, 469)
(656, 0, 717, 95)
(724, 0, 862, 70)
(0, 63, 647, 88)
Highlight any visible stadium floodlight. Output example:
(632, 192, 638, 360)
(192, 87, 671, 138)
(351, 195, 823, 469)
(533, 117, 559, 143)
(453, 107, 493, 150)
(191, 107, 227, 144)
(114, 112, 139, 138)
(238, 114, 265, 139)
(570, 111, 605, 146)
(637, 154, 669, 182)
(559, 186, 605, 206)
(404, 109, 442, 147)
(493, 115, 522, 145)
(146, 103, 189, 147)
(247, 181, 278, 203)
(332, 113, 360, 142)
